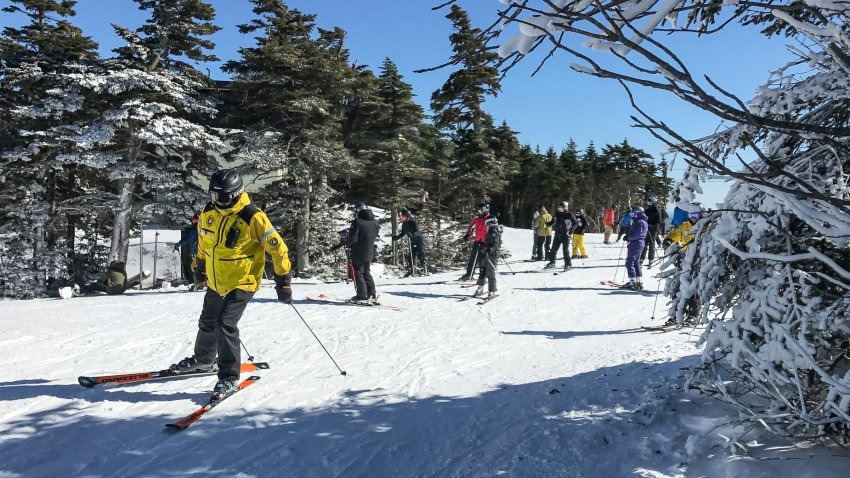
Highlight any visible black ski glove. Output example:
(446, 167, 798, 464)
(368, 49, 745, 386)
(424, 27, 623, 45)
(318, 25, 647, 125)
(463, 233, 470, 241)
(193, 260, 207, 285)
(274, 273, 292, 304)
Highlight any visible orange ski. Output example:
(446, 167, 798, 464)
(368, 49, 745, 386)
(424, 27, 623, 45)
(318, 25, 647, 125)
(78, 362, 269, 388)
(165, 375, 261, 431)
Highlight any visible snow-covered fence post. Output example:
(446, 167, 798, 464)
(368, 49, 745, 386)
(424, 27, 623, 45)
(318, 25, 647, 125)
(138, 221, 144, 290)
(153, 231, 159, 289)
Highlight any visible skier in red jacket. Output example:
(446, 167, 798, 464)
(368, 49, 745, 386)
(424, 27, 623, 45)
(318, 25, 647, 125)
(459, 203, 490, 281)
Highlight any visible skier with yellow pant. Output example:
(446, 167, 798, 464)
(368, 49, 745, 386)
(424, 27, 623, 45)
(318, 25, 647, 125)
(571, 208, 588, 259)
(171, 169, 292, 400)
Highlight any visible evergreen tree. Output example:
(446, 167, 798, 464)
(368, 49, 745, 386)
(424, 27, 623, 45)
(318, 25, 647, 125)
(0, 0, 99, 294)
(75, 0, 224, 264)
(352, 58, 428, 264)
(430, 5, 504, 213)
(223, 0, 356, 275)
(487, 121, 522, 223)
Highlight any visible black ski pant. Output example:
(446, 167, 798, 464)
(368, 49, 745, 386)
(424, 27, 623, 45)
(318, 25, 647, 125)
(406, 236, 426, 275)
(547, 232, 572, 266)
(534, 235, 552, 260)
(476, 253, 498, 292)
(194, 288, 253, 381)
(352, 260, 376, 300)
(465, 242, 483, 278)
(180, 252, 193, 282)
(641, 225, 660, 263)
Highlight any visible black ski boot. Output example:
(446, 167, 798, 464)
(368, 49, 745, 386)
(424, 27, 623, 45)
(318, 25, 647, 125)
(170, 356, 216, 373)
(211, 378, 238, 401)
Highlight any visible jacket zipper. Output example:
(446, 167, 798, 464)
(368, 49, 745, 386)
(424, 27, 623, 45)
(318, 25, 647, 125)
(211, 214, 231, 291)
(219, 256, 249, 262)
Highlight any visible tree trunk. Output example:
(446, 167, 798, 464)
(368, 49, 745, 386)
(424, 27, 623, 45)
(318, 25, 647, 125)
(296, 174, 311, 275)
(66, 215, 77, 276)
(391, 202, 398, 266)
(109, 178, 134, 263)
(436, 176, 442, 242)
(33, 225, 45, 288)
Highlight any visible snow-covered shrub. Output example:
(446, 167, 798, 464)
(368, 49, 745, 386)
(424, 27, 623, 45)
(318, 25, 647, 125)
(487, 0, 850, 439)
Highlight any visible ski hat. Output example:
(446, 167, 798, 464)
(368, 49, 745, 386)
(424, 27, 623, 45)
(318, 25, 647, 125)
(354, 201, 366, 212)
(558, 201, 568, 209)
(647, 196, 657, 204)
(632, 205, 645, 214)
(400, 209, 412, 219)
(476, 203, 490, 213)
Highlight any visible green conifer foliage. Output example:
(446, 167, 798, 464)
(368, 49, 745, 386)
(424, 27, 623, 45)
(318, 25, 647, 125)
(430, 5, 506, 215)
(223, 0, 356, 275)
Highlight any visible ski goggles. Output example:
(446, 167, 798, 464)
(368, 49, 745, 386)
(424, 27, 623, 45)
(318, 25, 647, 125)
(688, 212, 702, 219)
(210, 188, 242, 207)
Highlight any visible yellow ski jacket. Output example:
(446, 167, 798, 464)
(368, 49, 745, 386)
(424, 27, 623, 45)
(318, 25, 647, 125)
(534, 208, 553, 237)
(664, 221, 695, 248)
(196, 192, 291, 296)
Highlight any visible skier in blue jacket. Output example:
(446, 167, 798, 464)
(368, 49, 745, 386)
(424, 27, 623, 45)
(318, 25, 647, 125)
(616, 211, 632, 242)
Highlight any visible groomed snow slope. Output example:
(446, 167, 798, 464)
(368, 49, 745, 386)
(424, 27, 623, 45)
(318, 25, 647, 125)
(1, 228, 847, 477)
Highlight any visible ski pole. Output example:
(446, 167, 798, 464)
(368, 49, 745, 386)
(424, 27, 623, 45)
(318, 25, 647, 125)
(650, 273, 664, 321)
(345, 248, 356, 294)
(612, 239, 626, 283)
(488, 256, 507, 290)
(289, 303, 347, 376)
(500, 256, 516, 275)
(408, 236, 415, 276)
(239, 338, 255, 363)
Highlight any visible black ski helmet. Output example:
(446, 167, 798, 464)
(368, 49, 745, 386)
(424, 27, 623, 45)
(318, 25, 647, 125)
(209, 169, 244, 208)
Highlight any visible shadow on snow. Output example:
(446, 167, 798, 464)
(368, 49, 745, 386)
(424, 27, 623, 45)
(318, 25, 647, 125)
(1, 358, 847, 477)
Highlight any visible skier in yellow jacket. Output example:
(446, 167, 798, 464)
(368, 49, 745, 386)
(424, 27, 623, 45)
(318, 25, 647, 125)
(171, 169, 292, 399)
(662, 210, 701, 250)
(533, 207, 553, 261)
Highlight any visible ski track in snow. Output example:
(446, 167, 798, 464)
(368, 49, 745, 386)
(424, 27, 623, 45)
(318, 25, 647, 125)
(1, 229, 849, 477)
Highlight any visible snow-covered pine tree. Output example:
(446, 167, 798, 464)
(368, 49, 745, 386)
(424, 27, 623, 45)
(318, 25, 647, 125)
(10, 0, 226, 270)
(97, 0, 224, 263)
(0, 0, 99, 295)
(222, 0, 357, 277)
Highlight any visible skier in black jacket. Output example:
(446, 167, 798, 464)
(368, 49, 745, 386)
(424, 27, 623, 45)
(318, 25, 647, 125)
(347, 203, 380, 303)
(641, 197, 662, 266)
(392, 209, 427, 277)
(544, 201, 578, 271)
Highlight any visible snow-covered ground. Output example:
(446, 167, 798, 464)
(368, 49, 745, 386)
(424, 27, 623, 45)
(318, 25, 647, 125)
(1, 228, 848, 477)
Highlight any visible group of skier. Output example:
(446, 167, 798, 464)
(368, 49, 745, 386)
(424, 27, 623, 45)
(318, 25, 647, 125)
(96, 167, 700, 402)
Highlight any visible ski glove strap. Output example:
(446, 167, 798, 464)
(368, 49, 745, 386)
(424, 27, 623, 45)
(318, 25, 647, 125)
(274, 273, 292, 304)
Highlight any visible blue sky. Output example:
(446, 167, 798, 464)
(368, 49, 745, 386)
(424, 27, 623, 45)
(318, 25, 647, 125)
(1, 0, 793, 206)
